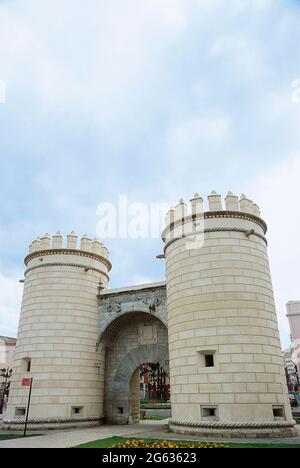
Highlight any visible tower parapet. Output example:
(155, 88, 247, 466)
(163, 190, 266, 235)
(24, 232, 111, 279)
(27, 231, 109, 257)
(4, 232, 111, 430)
(162, 192, 295, 438)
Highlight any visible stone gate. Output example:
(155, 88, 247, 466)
(4, 191, 296, 437)
(97, 282, 169, 424)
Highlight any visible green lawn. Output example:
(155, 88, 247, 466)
(141, 405, 171, 410)
(76, 436, 300, 449)
(140, 400, 171, 410)
(0, 434, 26, 441)
(0, 433, 40, 441)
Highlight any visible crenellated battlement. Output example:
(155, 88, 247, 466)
(28, 231, 109, 259)
(164, 191, 263, 228)
(162, 191, 267, 244)
(165, 191, 261, 222)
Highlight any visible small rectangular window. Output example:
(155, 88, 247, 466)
(23, 358, 31, 372)
(118, 407, 124, 414)
(197, 349, 217, 368)
(205, 355, 214, 368)
(15, 408, 26, 418)
(201, 406, 219, 421)
(71, 406, 83, 416)
(202, 407, 216, 417)
(273, 406, 285, 420)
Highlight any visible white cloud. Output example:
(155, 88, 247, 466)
(130, 274, 159, 287)
(0, 0, 274, 109)
(161, 115, 231, 202)
(262, 92, 294, 121)
(0, 273, 22, 338)
(177, 117, 229, 142)
(258, 85, 300, 126)
(241, 153, 300, 348)
(229, 0, 273, 14)
(0, 0, 191, 110)
(168, 116, 230, 153)
(210, 35, 267, 82)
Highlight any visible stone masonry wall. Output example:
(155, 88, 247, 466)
(4, 233, 110, 428)
(163, 192, 295, 436)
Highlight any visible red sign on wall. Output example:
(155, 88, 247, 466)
(22, 378, 31, 387)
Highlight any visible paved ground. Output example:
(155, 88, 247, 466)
(0, 420, 167, 448)
(0, 420, 299, 448)
(143, 408, 171, 417)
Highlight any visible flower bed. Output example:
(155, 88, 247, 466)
(111, 439, 227, 449)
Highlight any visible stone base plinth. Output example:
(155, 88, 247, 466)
(2, 416, 103, 431)
(169, 420, 297, 439)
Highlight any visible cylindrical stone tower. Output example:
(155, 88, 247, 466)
(162, 192, 295, 438)
(4, 232, 111, 430)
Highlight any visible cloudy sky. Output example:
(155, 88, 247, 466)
(0, 0, 300, 347)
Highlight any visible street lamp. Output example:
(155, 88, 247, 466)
(0, 367, 12, 414)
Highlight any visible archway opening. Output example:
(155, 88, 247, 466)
(130, 362, 171, 424)
(100, 310, 169, 424)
